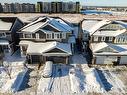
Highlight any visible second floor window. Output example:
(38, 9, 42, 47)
(24, 34, 32, 38)
(46, 33, 52, 39)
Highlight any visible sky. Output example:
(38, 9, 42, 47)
(0, 0, 127, 6)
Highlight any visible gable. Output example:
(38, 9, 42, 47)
(41, 24, 60, 32)
(45, 48, 67, 53)
(100, 23, 125, 31)
(96, 46, 118, 53)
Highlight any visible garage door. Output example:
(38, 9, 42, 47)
(96, 56, 117, 64)
(120, 56, 127, 64)
(46, 56, 66, 64)
(31, 55, 41, 63)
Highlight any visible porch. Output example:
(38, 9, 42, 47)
(26, 54, 69, 64)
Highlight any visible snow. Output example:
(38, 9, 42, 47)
(69, 68, 85, 93)
(100, 67, 126, 93)
(22, 22, 46, 33)
(82, 19, 112, 35)
(71, 54, 87, 64)
(0, 64, 27, 93)
(0, 40, 9, 45)
(94, 29, 126, 37)
(81, 67, 104, 93)
(91, 42, 127, 55)
(21, 16, 73, 33)
(27, 41, 72, 55)
(42, 61, 53, 78)
(68, 36, 76, 44)
(0, 19, 13, 30)
(0, 50, 27, 93)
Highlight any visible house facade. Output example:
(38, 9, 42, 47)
(0, 17, 23, 59)
(19, 16, 75, 64)
(82, 19, 127, 65)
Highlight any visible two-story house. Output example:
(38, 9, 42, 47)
(0, 17, 23, 59)
(82, 19, 127, 65)
(19, 16, 75, 64)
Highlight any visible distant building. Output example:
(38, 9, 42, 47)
(37, 1, 80, 13)
(0, 3, 3, 13)
(2, 3, 35, 13)
(82, 6, 127, 12)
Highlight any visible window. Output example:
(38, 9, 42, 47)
(54, 33, 60, 39)
(62, 33, 66, 39)
(46, 33, 52, 39)
(24, 33, 32, 38)
(0, 33, 6, 37)
(109, 37, 113, 41)
(94, 36, 98, 41)
(123, 38, 125, 42)
(36, 33, 39, 39)
(101, 37, 105, 41)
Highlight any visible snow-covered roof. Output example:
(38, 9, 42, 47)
(68, 36, 76, 43)
(26, 41, 72, 56)
(82, 20, 100, 32)
(22, 22, 46, 33)
(82, 19, 127, 36)
(19, 40, 33, 45)
(93, 29, 126, 37)
(91, 42, 127, 55)
(0, 40, 9, 45)
(20, 16, 73, 33)
(0, 19, 13, 31)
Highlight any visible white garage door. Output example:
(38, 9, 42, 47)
(96, 56, 117, 64)
(120, 56, 127, 64)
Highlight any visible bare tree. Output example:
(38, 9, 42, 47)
(3, 61, 12, 79)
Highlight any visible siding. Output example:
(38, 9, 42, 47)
(120, 56, 127, 64)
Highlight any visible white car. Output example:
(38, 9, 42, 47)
(42, 61, 53, 78)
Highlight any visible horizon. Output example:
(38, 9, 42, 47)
(0, 0, 127, 7)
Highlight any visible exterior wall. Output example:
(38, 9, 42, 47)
(27, 55, 69, 64)
(95, 56, 117, 64)
(114, 33, 127, 44)
(11, 19, 24, 51)
(46, 56, 67, 64)
(20, 31, 71, 43)
(91, 36, 114, 43)
(27, 55, 43, 64)
(120, 56, 127, 64)
(20, 45, 28, 57)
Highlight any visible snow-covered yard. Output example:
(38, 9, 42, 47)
(0, 63, 27, 93)
(0, 50, 28, 94)
(0, 52, 127, 95)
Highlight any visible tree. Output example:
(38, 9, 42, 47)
(3, 61, 12, 79)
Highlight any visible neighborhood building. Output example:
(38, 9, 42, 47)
(82, 19, 127, 65)
(19, 16, 75, 64)
(0, 17, 23, 60)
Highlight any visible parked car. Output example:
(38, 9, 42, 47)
(42, 61, 53, 78)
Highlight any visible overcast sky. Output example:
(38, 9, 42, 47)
(0, 0, 127, 6)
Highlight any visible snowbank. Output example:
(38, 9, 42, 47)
(0, 61, 27, 93)
(69, 68, 85, 93)
(85, 68, 104, 93)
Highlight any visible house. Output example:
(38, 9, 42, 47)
(82, 19, 127, 65)
(0, 17, 23, 58)
(19, 16, 75, 64)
